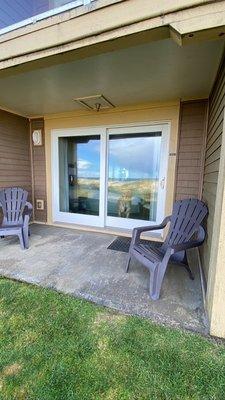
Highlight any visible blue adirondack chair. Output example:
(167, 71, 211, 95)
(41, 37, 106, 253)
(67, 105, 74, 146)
(0, 187, 33, 249)
(126, 198, 208, 300)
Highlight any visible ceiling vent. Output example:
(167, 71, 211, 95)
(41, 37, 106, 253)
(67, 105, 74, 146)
(74, 95, 114, 111)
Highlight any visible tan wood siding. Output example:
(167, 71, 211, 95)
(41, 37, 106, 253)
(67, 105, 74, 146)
(175, 100, 207, 201)
(30, 118, 47, 222)
(201, 57, 225, 282)
(0, 109, 31, 202)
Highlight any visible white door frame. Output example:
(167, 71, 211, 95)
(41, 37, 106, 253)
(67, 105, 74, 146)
(51, 122, 170, 229)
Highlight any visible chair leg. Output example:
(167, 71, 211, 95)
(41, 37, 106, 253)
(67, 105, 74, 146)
(183, 264, 194, 280)
(183, 252, 194, 280)
(125, 254, 131, 273)
(23, 225, 29, 249)
(149, 261, 168, 300)
(18, 231, 25, 250)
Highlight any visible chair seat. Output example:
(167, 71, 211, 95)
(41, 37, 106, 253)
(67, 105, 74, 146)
(133, 242, 165, 263)
(0, 224, 23, 230)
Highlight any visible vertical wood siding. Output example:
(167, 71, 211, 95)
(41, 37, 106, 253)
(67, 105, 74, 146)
(0, 109, 31, 198)
(201, 57, 225, 282)
(175, 101, 207, 201)
(30, 118, 47, 222)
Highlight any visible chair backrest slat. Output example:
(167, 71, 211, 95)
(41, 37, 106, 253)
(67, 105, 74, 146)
(162, 198, 208, 250)
(0, 187, 28, 226)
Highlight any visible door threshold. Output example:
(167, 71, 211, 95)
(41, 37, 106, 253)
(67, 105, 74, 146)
(38, 221, 163, 241)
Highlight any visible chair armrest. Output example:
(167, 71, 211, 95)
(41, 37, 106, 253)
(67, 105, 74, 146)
(24, 201, 33, 215)
(23, 202, 33, 226)
(170, 226, 206, 254)
(132, 216, 171, 246)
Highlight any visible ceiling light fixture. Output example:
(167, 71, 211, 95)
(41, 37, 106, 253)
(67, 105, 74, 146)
(74, 94, 115, 111)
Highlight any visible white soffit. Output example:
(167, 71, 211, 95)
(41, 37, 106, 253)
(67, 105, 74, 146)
(0, 38, 223, 116)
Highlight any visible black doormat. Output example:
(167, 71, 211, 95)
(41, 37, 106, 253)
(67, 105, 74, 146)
(107, 236, 160, 253)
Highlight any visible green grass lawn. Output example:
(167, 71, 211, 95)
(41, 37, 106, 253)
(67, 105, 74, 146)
(0, 278, 225, 400)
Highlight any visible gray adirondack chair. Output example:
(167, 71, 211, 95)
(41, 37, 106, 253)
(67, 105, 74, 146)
(0, 187, 33, 249)
(126, 198, 208, 300)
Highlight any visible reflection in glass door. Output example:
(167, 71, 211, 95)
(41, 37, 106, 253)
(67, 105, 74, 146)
(59, 135, 100, 216)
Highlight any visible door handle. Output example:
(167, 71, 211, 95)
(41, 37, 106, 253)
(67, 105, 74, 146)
(160, 177, 165, 189)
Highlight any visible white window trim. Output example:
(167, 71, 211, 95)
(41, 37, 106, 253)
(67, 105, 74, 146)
(0, 0, 94, 36)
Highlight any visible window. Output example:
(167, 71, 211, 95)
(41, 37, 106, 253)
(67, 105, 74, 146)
(52, 124, 169, 230)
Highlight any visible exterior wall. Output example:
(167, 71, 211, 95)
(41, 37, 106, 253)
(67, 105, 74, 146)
(0, 109, 31, 200)
(175, 100, 207, 201)
(44, 101, 180, 233)
(201, 57, 225, 282)
(30, 118, 47, 223)
(206, 112, 225, 338)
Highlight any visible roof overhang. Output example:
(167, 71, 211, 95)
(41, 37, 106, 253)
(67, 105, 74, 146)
(0, 37, 223, 117)
(0, 0, 224, 72)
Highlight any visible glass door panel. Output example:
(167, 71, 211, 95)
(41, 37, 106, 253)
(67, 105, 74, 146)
(106, 126, 168, 230)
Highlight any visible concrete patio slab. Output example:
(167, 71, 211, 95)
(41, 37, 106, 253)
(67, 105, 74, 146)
(0, 224, 208, 334)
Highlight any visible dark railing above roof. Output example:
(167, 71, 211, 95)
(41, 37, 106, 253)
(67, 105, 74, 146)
(0, 0, 92, 35)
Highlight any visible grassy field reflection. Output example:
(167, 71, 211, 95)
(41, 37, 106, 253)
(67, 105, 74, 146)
(69, 178, 158, 220)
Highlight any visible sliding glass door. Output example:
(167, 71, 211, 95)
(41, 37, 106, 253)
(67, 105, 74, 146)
(52, 124, 169, 229)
